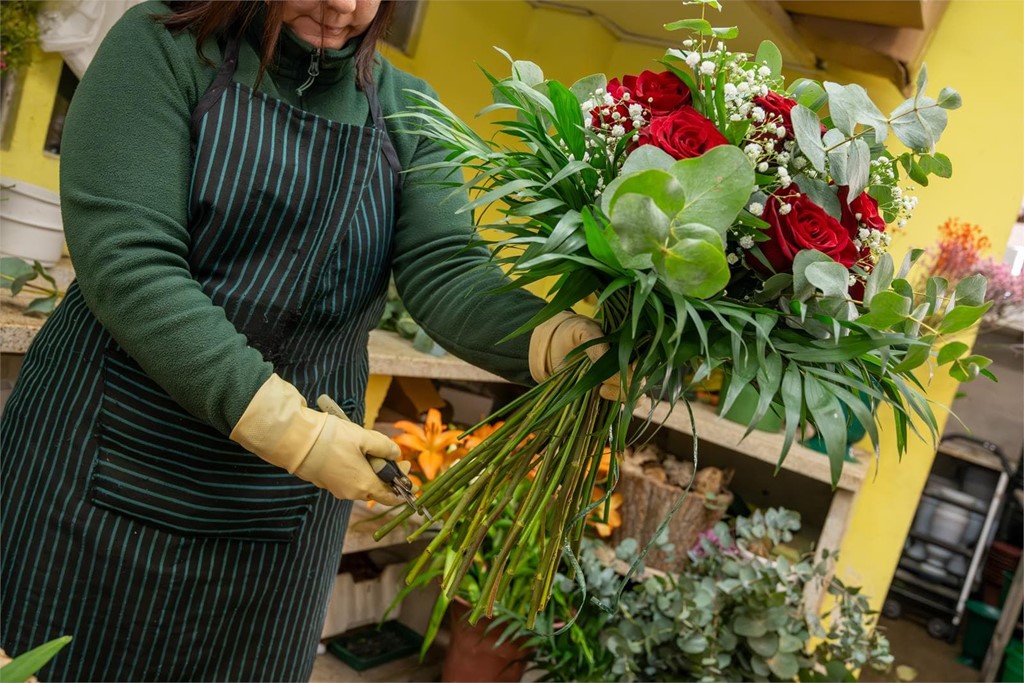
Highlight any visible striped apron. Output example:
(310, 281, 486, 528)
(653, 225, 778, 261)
(0, 37, 400, 681)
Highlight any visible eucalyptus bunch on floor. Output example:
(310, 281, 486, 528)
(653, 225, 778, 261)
(375, 0, 984, 628)
(526, 509, 894, 683)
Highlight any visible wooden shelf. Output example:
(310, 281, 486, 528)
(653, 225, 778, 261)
(367, 330, 503, 383)
(633, 396, 868, 492)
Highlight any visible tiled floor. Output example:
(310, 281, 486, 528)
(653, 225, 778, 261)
(860, 617, 983, 683)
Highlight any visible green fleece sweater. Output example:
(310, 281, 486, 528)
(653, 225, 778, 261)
(59, 1, 543, 434)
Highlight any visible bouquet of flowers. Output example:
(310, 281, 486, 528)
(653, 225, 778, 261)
(375, 0, 988, 625)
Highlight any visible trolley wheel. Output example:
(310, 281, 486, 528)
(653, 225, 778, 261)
(927, 617, 954, 641)
(882, 598, 903, 620)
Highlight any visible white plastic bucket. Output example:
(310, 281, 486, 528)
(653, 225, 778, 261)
(0, 177, 64, 266)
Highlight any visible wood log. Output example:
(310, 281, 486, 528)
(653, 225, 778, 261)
(610, 454, 733, 573)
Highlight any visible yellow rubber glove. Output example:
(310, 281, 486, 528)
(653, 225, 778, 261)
(230, 374, 407, 505)
(529, 311, 624, 401)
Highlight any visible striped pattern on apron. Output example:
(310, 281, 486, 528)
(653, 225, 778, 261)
(1, 35, 401, 681)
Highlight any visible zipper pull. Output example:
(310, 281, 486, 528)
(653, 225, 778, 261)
(296, 49, 321, 97)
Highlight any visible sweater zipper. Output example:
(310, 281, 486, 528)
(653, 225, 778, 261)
(295, 49, 321, 97)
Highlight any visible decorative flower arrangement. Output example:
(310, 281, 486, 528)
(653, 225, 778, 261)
(376, 0, 988, 627)
(916, 217, 1024, 328)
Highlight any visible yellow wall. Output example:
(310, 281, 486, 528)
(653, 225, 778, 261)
(0, 47, 63, 191)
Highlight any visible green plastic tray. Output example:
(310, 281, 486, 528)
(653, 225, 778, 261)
(326, 620, 424, 672)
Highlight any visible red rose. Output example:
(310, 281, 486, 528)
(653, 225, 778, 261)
(637, 106, 728, 160)
(613, 70, 691, 116)
(752, 91, 825, 144)
(838, 186, 886, 233)
(753, 91, 799, 141)
(749, 186, 859, 274)
(838, 186, 886, 266)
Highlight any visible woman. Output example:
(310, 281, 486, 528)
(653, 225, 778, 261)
(0, 0, 609, 680)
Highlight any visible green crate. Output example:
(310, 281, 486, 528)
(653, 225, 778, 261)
(326, 620, 424, 672)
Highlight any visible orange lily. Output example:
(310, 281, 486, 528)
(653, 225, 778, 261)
(392, 408, 463, 481)
(588, 486, 623, 537)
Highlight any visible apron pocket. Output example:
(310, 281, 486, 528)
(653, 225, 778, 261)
(89, 346, 318, 542)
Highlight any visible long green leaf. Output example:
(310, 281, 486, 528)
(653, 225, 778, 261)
(0, 636, 72, 683)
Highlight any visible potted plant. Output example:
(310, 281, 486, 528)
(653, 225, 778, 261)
(385, 413, 623, 682)
(526, 508, 896, 682)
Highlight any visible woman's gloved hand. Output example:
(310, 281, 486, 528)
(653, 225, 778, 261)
(230, 374, 407, 505)
(529, 311, 625, 401)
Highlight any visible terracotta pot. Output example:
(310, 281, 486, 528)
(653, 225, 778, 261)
(441, 598, 529, 682)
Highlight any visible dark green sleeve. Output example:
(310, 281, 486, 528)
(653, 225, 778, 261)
(59, 2, 272, 434)
(384, 75, 545, 385)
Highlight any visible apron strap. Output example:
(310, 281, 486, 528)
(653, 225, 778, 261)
(365, 81, 404, 194)
(191, 37, 241, 134)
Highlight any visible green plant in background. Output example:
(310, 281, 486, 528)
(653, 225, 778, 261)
(0, 1, 42, 73)
(0, 257, 62, 315)
(391, 479, 542, 658)
(376, 277, 446, 356)
(0, 635, 72, 683)
(526, 508, 894, 682)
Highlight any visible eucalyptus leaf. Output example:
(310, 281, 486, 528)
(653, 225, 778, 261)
(665, 18, 713, 33)
(789, 79, 827, 111)
(792, 250, 836, 301)
(937, 341, 969, 366)
(936, 86, 962, 110)
(569, 73, 607, 105)
(621, 145, 676, 175)
(794, 174, 841, 220)
(768, 652, 801, 680)
(823, 82, 888, 144)
(919, 153, 953, 179)
(669, 145, 755, 238)
(805, 261, 851, 299)
(655, 230, 731, 299)
(863, 253, 894, 305)
(733, 615, 767, 637)
(954, 274, 987, 307)
(754, 40, 783, 77)
(937, 303, 992, 335)
(607, 194, 670, 269)
(897, 248, 926, 280)
(846, 138, 871, 201)
(792, 105, 826, 173)
(602, 169, 684, 217)
(856, 291, 912, 330)
(826, 136, 850, 186)
(890, 97, 948, 152)
(748, 632, 780, 658)
(752, 273, 793, 304)
(512, 59, 544, 87)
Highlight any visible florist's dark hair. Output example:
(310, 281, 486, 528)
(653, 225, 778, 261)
(159, 1, 396, 91)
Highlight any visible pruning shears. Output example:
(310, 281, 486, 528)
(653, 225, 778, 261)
(316, 394, 433, 521)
